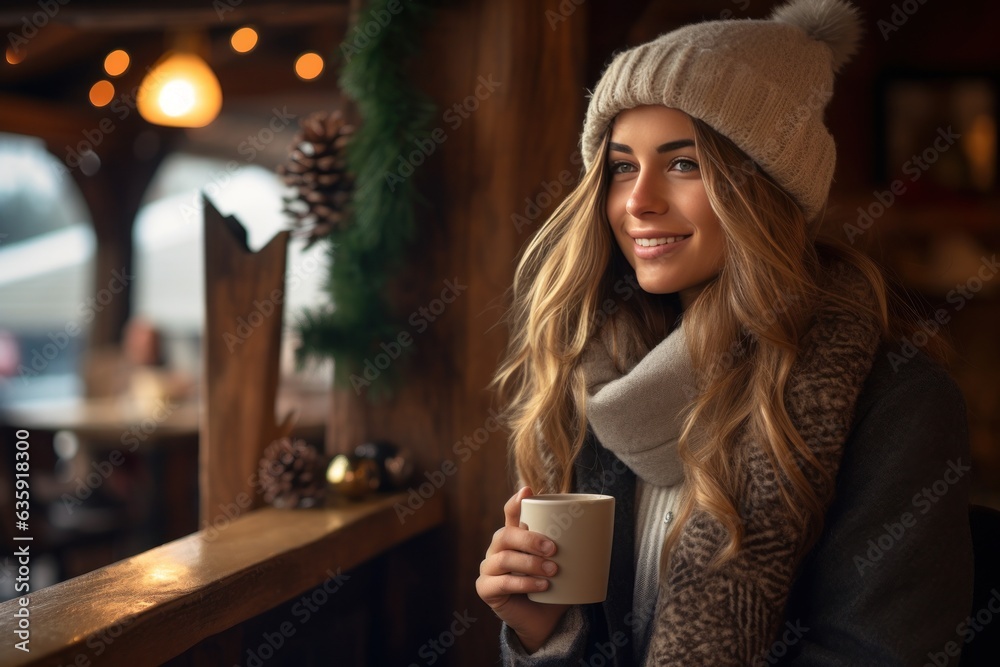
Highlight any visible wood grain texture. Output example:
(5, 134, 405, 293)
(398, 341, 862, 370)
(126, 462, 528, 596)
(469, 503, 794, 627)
(200, 199, 291, 525)
(0, 492, 444, 667)
(322, 1, 589, 663)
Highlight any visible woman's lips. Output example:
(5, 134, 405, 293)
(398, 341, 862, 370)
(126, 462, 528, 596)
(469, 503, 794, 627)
(631, 234, 692, 259)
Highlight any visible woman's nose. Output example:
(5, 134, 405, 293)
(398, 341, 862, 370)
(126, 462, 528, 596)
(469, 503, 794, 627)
(625, 172, 668, 218)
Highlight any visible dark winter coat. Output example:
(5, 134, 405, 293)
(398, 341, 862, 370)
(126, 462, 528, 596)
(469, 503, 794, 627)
(501, 342, 974, 666)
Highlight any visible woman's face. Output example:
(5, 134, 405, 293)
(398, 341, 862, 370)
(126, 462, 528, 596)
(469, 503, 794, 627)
(605, 105, 725, 307)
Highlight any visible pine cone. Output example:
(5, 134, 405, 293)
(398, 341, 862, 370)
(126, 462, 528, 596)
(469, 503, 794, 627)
(258, 437, 328, 508)
(277, 110, 355, 248)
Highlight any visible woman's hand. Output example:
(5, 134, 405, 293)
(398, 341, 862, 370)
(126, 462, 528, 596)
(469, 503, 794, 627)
(476, 486, 571, 653)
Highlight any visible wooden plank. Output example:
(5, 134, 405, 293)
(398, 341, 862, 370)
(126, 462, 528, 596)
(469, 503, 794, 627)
(0, 0, 348, 29)
(0, 492, 444, 667)
(200, 201, 290, 525)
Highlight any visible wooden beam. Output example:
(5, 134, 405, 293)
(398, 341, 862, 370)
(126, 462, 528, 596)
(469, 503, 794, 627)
(0, 0, 348, 30)
(0, 96, 90, 146)
(0, 493, 445, 667)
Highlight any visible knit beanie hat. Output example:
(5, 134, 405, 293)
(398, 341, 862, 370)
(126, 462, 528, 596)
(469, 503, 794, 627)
(580, 0, 862, 225)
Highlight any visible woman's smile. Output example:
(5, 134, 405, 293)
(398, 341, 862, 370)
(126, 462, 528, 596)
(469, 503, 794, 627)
(630, 233, 693, 258)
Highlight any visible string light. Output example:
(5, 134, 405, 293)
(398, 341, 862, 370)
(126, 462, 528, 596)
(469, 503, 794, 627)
(89, 80, 115, 107)
(231, 27, 258, 53)
(295, 52, 324, 80)
(104, 49, 130, 76)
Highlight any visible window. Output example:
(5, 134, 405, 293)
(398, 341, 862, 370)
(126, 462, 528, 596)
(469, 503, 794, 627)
(0, 133, 95, 403)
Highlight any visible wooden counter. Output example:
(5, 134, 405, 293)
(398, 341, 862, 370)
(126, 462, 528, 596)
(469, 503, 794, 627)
(0, 491, 445, 667)
(0, 387, 330, 444)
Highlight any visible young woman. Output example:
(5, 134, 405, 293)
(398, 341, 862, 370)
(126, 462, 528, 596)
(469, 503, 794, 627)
(476, 1, 974, 665)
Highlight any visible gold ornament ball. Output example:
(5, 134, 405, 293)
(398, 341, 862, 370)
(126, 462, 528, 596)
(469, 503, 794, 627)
(354, 441, 415, 491)
(326, 454, 380, 500)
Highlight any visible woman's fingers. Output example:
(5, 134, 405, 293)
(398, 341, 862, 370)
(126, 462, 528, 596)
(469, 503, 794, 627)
(477, 486, 563, 616)
(494, 487, 557, 559)
(488, 523, 556, 560)
(478, 572, 550, 603)
(503, 486, 532, 528)
(480, 547, 558, 579)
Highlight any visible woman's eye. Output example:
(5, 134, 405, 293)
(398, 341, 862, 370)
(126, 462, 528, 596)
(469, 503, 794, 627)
(672, 158, 698, 173)
(609, 161, 635, 174)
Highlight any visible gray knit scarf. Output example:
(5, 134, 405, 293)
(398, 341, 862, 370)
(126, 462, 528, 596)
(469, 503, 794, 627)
(580, 317, 693, 488)
(580, 259, 883, 664)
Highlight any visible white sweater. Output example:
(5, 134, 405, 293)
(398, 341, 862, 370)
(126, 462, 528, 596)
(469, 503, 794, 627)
(633, 478, 685, 665)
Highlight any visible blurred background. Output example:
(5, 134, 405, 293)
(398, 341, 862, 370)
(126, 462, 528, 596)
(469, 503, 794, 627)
(0, 0, 997, 664)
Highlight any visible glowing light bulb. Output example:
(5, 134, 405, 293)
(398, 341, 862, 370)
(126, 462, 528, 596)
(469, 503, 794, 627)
(158, 80, 197, 117)
(137, 51, 222, 128)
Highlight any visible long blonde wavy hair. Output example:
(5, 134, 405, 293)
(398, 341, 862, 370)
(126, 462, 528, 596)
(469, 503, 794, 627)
(492, 114, 945, 565)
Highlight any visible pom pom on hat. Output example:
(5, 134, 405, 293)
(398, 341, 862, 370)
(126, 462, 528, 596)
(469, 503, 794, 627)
(771, 0, 862, 72)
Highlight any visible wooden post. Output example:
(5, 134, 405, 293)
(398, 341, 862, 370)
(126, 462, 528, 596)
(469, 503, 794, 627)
(323, 0, 589, 662)
(200, 197, 293, 525)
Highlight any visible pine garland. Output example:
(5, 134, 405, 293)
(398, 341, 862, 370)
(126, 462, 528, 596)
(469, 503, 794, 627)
(294, 0, 436, 392)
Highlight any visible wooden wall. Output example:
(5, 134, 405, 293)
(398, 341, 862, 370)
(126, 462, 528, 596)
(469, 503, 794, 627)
(324, 0, 587, 663)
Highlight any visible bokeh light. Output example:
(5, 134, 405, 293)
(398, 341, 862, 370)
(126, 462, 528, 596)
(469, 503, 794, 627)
(231, 27, 258, 53)
(89, 80, 115, 107)
(104, 49, 130, 76)
(5, 47, 25, 65)
(294, 52, 324, 80)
